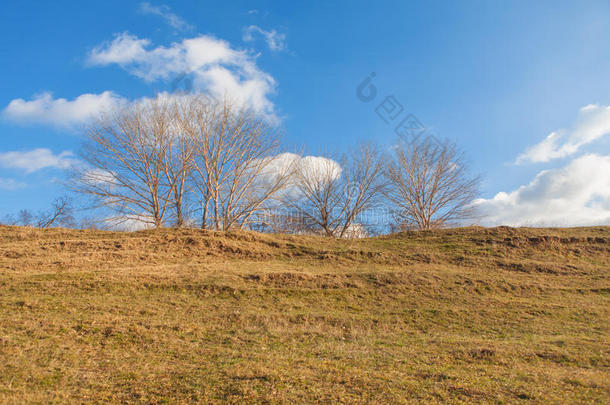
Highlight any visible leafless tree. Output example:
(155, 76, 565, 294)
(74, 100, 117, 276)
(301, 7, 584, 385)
(73, 95, 290, 231)
(0, 213, 18, 226)
(17, 210, 34, 226)
(162, 98, 197, 227)
(246, 207, 308, 234)
(385, 136, 480, 231)
(37, 196, 74, 228)
(184, 98, 292, 230)
(1, 196, 74, 228)
(74, 96, 179, 228)
(283, 142, 386, 238)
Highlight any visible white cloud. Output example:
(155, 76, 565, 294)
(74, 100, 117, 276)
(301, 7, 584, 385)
(0, 148, 77, 173)
(88, 33, 278, 119)
(2, 91, 124, 128)
(103, 214, 155, 231)
(295, 155, 342, 182)
(263, 152, 342, 182)
(255, 153, 342, 200)
(138, 2, 193, 32)
(88, 34, 151, 66)
(257, 152, 299, 179)
(0, 178, 26, 190)
(243, 25, 287, 52)
(472, 154, 610, 227)
(81, 168, 118, 185)
(5, 32, 279, 128)
(517, 104, 610, 164)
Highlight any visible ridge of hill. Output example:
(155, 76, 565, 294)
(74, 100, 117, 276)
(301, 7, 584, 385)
(0, 226, 608, 403)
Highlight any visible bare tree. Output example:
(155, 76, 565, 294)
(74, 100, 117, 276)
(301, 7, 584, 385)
(248, 207, 308, 234)
(74, 96, 179, 229)
(73, 95, 289, 231)
(162, 98, 197, 227)
(37, 196, 74, 228)
(17, 210, 34, 226)
(1, 196, 74, 228)
(0, 213, 18, 226)
(385, 136, 479, 230)
(283, 142, 386, 238)
(184, 98, 292, 230)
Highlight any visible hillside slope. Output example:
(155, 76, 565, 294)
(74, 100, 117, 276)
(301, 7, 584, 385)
(0, 226, 608, 403)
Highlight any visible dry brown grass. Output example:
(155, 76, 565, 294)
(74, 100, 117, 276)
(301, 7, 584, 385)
(0, 225, 608, 403)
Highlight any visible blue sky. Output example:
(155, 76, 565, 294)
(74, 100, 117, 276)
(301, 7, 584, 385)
(1, 0, 610, 226)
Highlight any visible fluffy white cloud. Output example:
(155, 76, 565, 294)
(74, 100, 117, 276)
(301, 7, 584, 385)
(0, 178, 26, 190)
(4, 32, 279, 127)
(263, 152, 342, 182)
(472, 154, 610, 227)
(138, 2, 193, 32)
(243, 25, 287, 52)
(517, 104, 610, 164)
(2, 91, 124, 128)
(0, 148, 77, 173)
(257, 152, 299, 179)
(88, 33, 277, 119)
(255, 152, 342, 200)
(295, 155, 342, 182)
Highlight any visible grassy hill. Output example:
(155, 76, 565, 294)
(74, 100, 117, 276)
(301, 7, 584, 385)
(0, 225, 608, 403)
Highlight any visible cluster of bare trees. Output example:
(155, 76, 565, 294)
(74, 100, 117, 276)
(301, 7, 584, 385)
(65, 95, 479, 236)
(1, 196, 75, 228)
(278, 143, 386, 237)
(74, 96, 289, 231)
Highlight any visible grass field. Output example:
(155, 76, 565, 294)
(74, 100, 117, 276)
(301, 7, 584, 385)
(0, 225, 608, 403)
